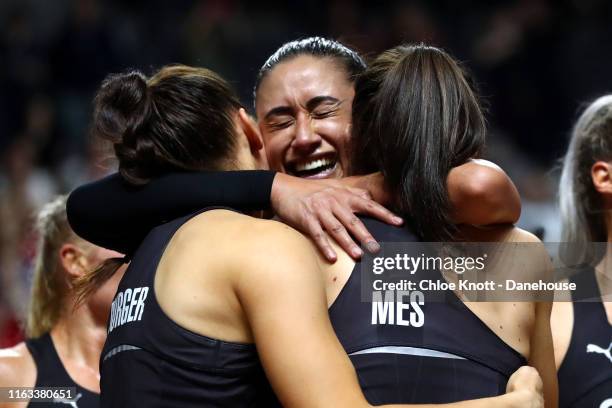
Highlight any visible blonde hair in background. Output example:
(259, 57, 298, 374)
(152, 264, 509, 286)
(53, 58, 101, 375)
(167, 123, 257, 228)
(559, 95, 612, 266)
(26, 195, 78, 338)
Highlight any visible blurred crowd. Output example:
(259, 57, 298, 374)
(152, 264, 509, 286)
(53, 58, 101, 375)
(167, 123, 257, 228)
(1, 0, 611, 345)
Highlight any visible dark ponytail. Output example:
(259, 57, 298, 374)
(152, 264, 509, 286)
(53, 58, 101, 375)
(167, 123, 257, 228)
(351, 44, 486, 241)
(92, 65, 242, 185)
(76, 65, 242, 300)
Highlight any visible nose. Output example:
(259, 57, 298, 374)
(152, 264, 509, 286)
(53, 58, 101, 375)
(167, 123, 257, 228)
(291, 114, 321, 153)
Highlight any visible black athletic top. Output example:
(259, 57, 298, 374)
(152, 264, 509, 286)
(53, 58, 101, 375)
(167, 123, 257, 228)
(25, 333, 99, 408)
(558, 268, 612, 408)
(66, 171, 275, 255)
(100, 209, 279, 408)
(329, 218, 528, 405)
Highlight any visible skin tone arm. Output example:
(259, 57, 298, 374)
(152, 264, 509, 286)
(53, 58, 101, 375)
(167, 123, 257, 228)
(514, 232, 558, 408)
(230, 218, 541, 408)
(529, 301, 558, 408)
(0, 344, 36, 408)
(67, 171, 402, 263)
(344, 159, 521, 227)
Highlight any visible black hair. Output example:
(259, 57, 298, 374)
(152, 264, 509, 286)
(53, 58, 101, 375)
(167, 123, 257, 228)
(92, 65, 242, 185)
(351, 44, 486, 241)
(253, 37, 366, 108)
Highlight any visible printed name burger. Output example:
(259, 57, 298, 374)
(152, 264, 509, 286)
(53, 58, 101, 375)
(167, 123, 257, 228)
(109, 286, 149, 332)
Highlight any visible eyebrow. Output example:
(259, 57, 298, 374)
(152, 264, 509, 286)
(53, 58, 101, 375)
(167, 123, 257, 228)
(263, 95, 341, 121)
(306, 95, 340, 111)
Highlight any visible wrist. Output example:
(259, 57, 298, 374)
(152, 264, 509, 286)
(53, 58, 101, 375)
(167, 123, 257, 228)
(270, 172, 286, 210)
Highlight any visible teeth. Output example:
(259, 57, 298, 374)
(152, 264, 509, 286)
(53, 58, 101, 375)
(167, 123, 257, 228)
(295, 158, 335, 172)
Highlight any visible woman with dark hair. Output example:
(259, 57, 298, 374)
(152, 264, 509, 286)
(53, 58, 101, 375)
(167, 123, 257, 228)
(336, 43, 557, 407)
(89, 64, 543, 407)
(67, 37, 521, 264)
(551, 95, 612, 407)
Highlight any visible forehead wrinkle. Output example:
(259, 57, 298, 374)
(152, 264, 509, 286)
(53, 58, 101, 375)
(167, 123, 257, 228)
(256, 56, 353, 118)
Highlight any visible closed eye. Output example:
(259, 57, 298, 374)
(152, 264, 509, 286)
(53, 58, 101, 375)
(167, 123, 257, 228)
(310, 99, 342, 119)
(267, 118, 294, 130)
(311, 109, 338, 119)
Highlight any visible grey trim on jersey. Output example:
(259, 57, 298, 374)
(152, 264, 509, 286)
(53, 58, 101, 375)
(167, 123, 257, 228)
(349, 346, 467, 360)
(103, 344, 142, 362)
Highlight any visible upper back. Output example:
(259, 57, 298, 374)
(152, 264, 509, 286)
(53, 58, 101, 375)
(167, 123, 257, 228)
(326, 217, 532, 404)
(101, 208, 280, 408)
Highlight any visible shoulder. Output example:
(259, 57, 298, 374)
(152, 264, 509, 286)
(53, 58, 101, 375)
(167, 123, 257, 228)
(0, 342, 36, 387)
(459, 225, 540, 243)
(181, 209, 320, 261)
(168, 210, 323, 285)
(505, 227, 542, 243)
(449, 159, 509, 193)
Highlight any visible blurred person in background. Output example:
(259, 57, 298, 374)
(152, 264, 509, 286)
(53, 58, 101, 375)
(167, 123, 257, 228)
(552, 95, 612, 407)
(0, 195, 124, 408)
(0, 135, 58, 347)
(66, 37, 521, 262)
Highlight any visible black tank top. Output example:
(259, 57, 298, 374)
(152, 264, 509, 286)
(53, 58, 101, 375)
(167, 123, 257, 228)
(100, 209, 279, 408)
(558, 267, 612, 408)
(25, 333, 99, 408)
(329, 218, 528, 405)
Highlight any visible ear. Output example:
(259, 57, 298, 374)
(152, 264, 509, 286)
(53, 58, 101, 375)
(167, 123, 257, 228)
(59, 243, 88, 280)
(591, 161, 612, 195)
(237, 108, 264, 153)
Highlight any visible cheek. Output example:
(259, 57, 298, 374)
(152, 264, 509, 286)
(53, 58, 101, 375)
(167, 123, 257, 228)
(317, 118, 352, 161)
(88, 247, 123, 266)
(263, 131, 292, 171)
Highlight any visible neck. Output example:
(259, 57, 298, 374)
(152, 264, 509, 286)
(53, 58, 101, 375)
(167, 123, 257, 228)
(50, 298, 107, 374)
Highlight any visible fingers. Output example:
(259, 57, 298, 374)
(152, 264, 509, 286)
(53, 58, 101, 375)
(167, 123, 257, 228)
(332, 201, 380, 254)
(506, 366, 542, 393)
(314, 201, 363, 260)
(303, 209, 338, 262)
(347, 195, 403, 227)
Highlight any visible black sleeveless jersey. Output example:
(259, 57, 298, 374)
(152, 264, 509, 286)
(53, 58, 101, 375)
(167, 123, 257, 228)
(100, 209, 279, 408)
(25, 333, 99, 408)
(558, 267, 612, 408)
(329, 218, 528, 405)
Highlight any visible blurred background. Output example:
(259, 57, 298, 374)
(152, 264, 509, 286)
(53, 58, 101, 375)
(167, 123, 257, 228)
(1, 0, 611, 345)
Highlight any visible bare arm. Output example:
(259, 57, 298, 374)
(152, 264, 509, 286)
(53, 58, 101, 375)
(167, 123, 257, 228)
(343, 160, 520, 227)
(233, 222, 537, 408)
(67, 171, 401, 262)
(447, 160, 521, 225)
(529, 301, 559, 408)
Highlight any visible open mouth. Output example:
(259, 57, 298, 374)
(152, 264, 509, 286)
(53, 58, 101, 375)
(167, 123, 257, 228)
(287, 154, 339, 179)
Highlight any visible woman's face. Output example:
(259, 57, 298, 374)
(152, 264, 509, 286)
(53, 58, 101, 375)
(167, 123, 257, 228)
(255, 55, 354, 179)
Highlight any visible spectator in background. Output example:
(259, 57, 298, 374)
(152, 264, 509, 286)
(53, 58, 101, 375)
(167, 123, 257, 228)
(0, 195, 124, 408)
